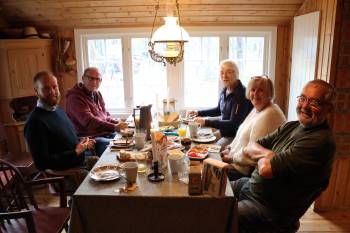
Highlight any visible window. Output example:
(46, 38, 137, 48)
(229, 36, 265, 86)
(184, 37, 220, 108)
(86, 38, 124, 109)
(75, 27, 276, 116)
(131, 38, 167, 107)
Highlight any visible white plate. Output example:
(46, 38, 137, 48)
(90, 164, 121, 181)
(191, 135, 216, 143)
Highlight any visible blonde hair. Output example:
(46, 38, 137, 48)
(246, 75, 274, 100)
(220, 59, 239, 79)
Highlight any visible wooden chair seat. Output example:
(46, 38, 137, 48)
(1, 206, 70, 233)
(0, 159, 70, 233)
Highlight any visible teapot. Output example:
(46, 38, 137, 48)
(133, 105, 152, 140)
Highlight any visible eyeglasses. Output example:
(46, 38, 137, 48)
(297, 95, 324, 108)
(84, 75, 102, 82)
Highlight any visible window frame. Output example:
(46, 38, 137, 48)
(74, 26, 276, 116)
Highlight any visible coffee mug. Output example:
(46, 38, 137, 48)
(134, 132, 146, 149)
(119, 162, 138, 183)
(188, 122, 200, 138)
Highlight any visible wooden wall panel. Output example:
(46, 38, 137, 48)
(274, 24, 291, 114)
(314, 156, 350, 211)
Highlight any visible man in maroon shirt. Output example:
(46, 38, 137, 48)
(66, 67, 127, 156)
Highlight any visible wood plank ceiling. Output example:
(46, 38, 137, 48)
(0, 0, 305, 29)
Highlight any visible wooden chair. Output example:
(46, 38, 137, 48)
(43, 168, 84, 196)
(0, 122, 37, 178)
(0, 159, 70, 233)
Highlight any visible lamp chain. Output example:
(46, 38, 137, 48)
(175, 0, 184, 41)
(149, 0, 160, 42)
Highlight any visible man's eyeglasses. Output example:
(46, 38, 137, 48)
(297, 95, 324, 108)
(84, 75, 102, 82)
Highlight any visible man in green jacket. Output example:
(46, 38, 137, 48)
(232, 80, 336, 232)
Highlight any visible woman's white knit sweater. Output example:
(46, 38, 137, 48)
(228, 103, 286, 175)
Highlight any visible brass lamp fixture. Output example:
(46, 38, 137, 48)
(148, 0, 190, 66)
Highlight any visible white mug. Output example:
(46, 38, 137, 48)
(134, 132, 146, 149)
(188, 122, 200, 138)
(119, 162, 138, 183)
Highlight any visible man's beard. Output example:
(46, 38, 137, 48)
(42, 94, 61, 107)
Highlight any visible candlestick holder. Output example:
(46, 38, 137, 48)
(147, 161, 165, 182)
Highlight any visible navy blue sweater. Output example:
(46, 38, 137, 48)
(24, 107, 84, 170)
(198, 81, 253, 137)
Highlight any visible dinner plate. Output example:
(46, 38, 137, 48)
(110, 142, 135, 149)
(90, 164, 121, 181)
(186, 145, 209, 160)
(191, 135, 216, 143)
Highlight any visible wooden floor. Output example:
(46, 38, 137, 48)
(34, 186, 350, 232)
(299, 206, 350, 232)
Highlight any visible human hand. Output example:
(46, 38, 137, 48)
(75, 137, 94, 155)
(194, 117, 205, 126)
(85, 138, 96, 150)
(221, 155, 233, 163)
(115, 122, 128, 131)
(220, 148, 230, 158)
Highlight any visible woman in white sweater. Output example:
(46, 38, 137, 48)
(221, 76, 286, 180)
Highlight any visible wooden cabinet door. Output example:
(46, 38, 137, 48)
(7, 47, 47, 97)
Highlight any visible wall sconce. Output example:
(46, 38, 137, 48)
(148, 0, 189, 66)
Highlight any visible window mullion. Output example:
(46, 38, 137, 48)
(123, 36, 133, 112)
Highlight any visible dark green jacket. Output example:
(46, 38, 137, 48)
(250, 121, 335, 214)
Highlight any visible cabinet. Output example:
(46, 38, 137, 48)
(0, 39, 53, 156)
(0, 39, 52, 99)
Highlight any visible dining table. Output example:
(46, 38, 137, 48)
(68, 137, 237, 233)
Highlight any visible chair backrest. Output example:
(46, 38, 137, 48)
(0, 122, 8, 157)
(0, 159, 37, 214)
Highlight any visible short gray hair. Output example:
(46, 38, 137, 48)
(220, 59, 239, 79)
(306, 80, 336, 106)
(246, 75, 274, 100)
(83, 67, 100, 77)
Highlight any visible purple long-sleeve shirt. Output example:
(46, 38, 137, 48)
(66, 83, 118, 137)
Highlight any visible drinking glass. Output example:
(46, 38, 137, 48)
(178, 127, 187, 137)
(135, 152, 147, 173)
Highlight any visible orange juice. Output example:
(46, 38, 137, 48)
(178, 127, 187, 137)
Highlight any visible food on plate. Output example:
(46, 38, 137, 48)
(187, 145, 209, 160)
(158, 112, 179, 123)
(120, 129, 134, 137)
(159, 125, 175, 132)
(167, 135, 180, 142)
(113, 138, 131, 145)
(119, 150, 132, 160)
(117, 150, 135, 162)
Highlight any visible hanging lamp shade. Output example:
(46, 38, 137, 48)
(148, 1, 189, 66)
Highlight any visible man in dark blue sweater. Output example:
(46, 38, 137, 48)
(24, 71, 98, 190)
(187, 59, 253, 149)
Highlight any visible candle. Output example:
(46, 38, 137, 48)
(151, 131, 158, 162)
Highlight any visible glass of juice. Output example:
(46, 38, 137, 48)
(178, 127, 187, 137)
